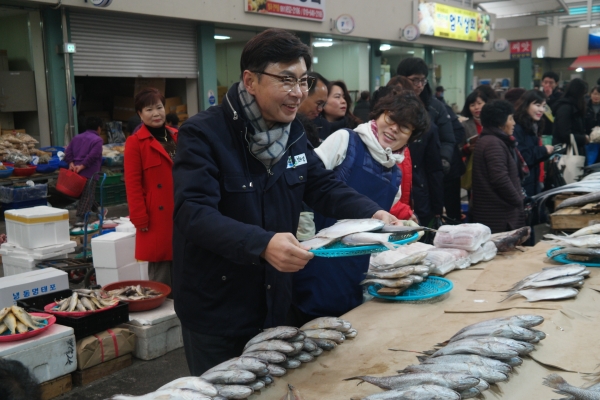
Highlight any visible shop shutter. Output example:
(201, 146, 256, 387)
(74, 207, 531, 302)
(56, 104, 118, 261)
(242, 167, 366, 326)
(70, 11, 197, 78)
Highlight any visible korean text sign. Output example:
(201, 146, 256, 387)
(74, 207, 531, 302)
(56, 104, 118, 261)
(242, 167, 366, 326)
(510, 40, 532, 59)
(418, 1, 491, 43)
(245, 0, 324, 21)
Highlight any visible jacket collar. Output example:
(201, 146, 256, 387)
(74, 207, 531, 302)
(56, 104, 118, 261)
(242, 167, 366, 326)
(481, 126, 516, 148)
(135, 124, 176, 164)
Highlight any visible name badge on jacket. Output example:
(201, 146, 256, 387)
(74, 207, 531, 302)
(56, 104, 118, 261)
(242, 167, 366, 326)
(287, 153, 307, 169)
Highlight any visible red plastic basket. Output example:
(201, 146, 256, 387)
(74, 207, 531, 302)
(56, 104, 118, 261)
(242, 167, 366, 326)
(56, 168, 87, 198)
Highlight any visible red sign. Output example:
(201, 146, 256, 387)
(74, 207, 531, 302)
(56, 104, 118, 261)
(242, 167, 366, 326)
(245, 0, 325, 21)
(510, 40, 532, 59)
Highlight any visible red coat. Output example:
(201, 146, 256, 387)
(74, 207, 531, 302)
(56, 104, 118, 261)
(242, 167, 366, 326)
(124, 125, 177, 262)
(390, 147, 414, 220)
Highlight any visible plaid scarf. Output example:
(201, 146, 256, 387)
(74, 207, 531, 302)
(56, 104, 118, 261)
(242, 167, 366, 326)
(238, 82, 291, 169)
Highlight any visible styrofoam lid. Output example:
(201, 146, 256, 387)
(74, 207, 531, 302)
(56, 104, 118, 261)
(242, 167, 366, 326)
(4, 206, 68, 223)
(91, 231, 135, 242)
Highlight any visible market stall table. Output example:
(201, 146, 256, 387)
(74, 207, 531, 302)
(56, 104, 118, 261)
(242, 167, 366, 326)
(250, 242, 600, 400)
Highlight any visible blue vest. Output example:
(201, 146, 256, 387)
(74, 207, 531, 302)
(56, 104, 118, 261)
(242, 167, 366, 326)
(293, 130, 401, 317)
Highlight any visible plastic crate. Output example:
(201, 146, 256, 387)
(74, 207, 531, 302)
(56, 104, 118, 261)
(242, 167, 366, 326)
(1, 197, 47, 211)
(101, 173, 123, 186)
(17, 289, 130, 340)
(0, 184, 47, 203)
(95, 182, 126, 206)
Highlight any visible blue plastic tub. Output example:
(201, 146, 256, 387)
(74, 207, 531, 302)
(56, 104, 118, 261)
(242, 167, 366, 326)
(36, 163, 59, 174)
(0, 167, 14, 178)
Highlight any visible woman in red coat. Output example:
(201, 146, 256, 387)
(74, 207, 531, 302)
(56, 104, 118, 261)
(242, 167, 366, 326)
(124, 88, 177, 286)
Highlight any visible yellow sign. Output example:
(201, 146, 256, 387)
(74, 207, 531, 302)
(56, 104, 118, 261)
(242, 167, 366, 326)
(418, 1, 491, 43)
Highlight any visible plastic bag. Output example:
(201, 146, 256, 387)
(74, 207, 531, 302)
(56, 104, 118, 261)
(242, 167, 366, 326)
(425, 250, 458, 276)
(106, 121, 126, 144)
(4, 150, 31, 165)
(433, 223, 491, 252)
(429, 247, 472, 270)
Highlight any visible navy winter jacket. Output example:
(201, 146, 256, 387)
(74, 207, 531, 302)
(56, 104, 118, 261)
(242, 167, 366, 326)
(172, 83, 381, 337)
(514, 123, 550, 197)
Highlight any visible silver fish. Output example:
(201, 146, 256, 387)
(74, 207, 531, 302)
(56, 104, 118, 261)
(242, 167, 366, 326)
(549, 247, 600, 259)
(288, 332, 306, 342)
(266, 363, 286, 377)
(293, 351, 314, 363)
(311, 338, 337, 350)
(204, 357, 268, 375)
(157, 377, 218, 397)
(543, 374, 600, 400)
(427, 338, 519, 359)
(370, 251, 429, 270)
(244, 326, 298, 350)
(242, 350, 286, 364)
(417, 354, 512, 375)
(247, 380, 265, 392)
(76, 300, 87, 312)
(459, 387, 482, 399)
(345, 372, 480, 391)
(544, 234, 600, 248)
(314, 218, 384, 239)
(258, 375, 274, 385)
(300, 317, 344, 331)
(110, 388, 212, 399)
(504, 357, 523, 367)
(569, 224, 600, 238)
(366, 266, 416, 279)
(474, 337, 535, 355)
(400, 362, 509, 383)
(280, 359, 301, 369)
(359, 277, 414, 288)
(505, 287, 579, 303)
(341, 232, 396, 250)
(556, 192, 600, 211)
(80, 296, 96, 311)
(361, 384, 461, 400)
(68, 292, 79, 312)
(300, 236, 337, 250)
(214, 384, 253, 399)
(345, 328, 358, 339)
(302, 339, 317, 352)
(507, 265, 586, 293)
(200, 369, 256, 384)
(310, 347, 324, 357)
(446, 324, 537, 344)
(303, 329, 345, 343)
(520, 275, 585, 289)
(243, 340, 295, 354)
(286, 341, 304, 356)
(451, 315, 544, 338)
(379, 225, 431, 234)
(338, 320, 352, 332)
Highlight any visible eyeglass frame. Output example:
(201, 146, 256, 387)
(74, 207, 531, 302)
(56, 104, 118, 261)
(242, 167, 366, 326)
(407, 77, 428, 87)
(252, 70, 316, 93)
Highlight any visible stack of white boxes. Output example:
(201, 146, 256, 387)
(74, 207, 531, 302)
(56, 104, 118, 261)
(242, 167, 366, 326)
(119, 299, 183, 360)
(91, 231, 148, 285)
(1, 206, 76, 276)
(0, 267, 69, 309)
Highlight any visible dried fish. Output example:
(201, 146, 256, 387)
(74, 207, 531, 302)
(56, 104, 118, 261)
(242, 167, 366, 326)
(243, 340, 295, 354)
(417, 354, 513, 375)
(445, 324, 537, 344)
(342, 232, 396, 250)
(242, 350, 286, 364)
(303, 328, 345, 343)
(543, 374, 600, 400)
(544, 234, 600, 248)
(568, 224, 600, 238)
(549, 247, 600, 259)
(426, 337, 520, 359)
(314, 219, 385, 239)
(300, 317, 344, 331)
(345, 372, 480, 391)
(361, 384, 461, 400)
(244, 326, 298, 350)
(556, 192, 600, 211)
(451, 315, 544, 338)
(300, 236, 337, 250)
(400, 362, 509, 384)
(359, 277, 414, 288)
(157, 377, 218, 397)
(504, 287, 579, 303)
(200, 369, 256, 385)
(370, 251, 429, 270)
(214, 384, 253, 399)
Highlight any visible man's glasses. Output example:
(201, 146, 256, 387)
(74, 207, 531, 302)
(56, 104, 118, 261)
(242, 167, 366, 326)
(408, 77, 428, 87)
(254, 71, 315, 93)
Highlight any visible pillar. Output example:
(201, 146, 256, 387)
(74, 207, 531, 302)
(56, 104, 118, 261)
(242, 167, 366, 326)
(519, 57, 533, 90)
(369, 39, 381, 93)
(197, 23, 218, 111)
(465, 51, 474, 94)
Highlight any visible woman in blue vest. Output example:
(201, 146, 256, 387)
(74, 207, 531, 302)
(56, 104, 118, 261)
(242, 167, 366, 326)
(291, 90, 429, 323)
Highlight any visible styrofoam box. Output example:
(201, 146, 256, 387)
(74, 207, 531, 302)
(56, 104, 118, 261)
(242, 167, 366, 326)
(0, 267, 68, 308)
(119, 300, 182, 360)
(0, 241, 76, 258)
(95, 261, 141, 286)
(115, 222, 136, 233)
(138, 261, 149, 280)
(0, 324, 77, 383)
(2, 255, 69, 276)
(1, 251, 72, 270)
(5, 206, 70, 249)
(91, 231, 135, 269)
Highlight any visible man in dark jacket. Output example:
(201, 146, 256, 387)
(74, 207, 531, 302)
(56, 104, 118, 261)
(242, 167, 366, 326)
(172, 29, 397, 376)
(542, 71, 562, 137)
(443, 104, 466, 221)
(396, 58, 455, 175)
(353, 90, 371, 122)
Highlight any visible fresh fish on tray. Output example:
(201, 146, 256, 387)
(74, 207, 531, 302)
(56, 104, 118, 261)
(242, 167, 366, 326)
(106, 285, 162, 300)
(544, 234, 600, 248)
(502, 287, 579, 302)
(489, 226, 531, 252)
(548, 247, 600, 259)
(313, 219, 385, 239)
(0, 306, 47, 335)
(555, 191, 600, 211)
(360, 277, 415, 288)
(370, 250, 429, 270)
(344, 372, 480, 391)
(51, 290, 119, 312)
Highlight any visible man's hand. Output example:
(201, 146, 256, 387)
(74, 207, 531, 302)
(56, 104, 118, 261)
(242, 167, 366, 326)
(261, 233, 314, 272)
(372, 210, 399, 225)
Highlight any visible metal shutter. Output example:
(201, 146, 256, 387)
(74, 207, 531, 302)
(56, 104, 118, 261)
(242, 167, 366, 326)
(70, 11, 197, 78)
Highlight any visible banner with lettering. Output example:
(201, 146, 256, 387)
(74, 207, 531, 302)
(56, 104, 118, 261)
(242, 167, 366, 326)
(245, 0, 325, 21)
(510, 40, 532, 59)
(418, 1, 491, 43)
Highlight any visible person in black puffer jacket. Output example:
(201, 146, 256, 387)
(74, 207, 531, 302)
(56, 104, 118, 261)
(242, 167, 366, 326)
(552, 78, 588, 154)
(585, 85, 600, 135)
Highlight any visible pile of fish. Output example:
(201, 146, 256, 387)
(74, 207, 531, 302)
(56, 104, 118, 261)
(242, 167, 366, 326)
(500, 264, 589, 303)
(300, 219, 428, 251)
(555, 191, 600, 211)
(347, 314, 545, 400)
(490, 226, 531, 252)
(50, 289, 119, 313)
(106, 285, 163, 301)
(531, 179, 600, 215)
(545, 224, 600, 262)
(543, 374, 600, 399)
(0, 305, 49, 335)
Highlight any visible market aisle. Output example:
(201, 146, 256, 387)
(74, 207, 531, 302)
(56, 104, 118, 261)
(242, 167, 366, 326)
(54, 347, 189, 399)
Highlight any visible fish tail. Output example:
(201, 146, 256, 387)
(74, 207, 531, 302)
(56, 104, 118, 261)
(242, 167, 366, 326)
(543, 374, 569, 391)
(343, 376, 366, 385)
(416, 355, 430, 362)
(498, 291, 517, 303)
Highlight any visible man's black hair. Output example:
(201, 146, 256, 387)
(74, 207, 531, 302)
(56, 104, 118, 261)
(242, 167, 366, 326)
(435, 86, 444, 92)
(240, 29, 311, 76)
(166, 113, 180, 126)
(542, 71, 559, 84)
(84, 116, 103, 131)
(396, 58, 429, 78)
(480, 99, 514, 129)
(360, 90, 370, 101)
(0, 359, 41, 400)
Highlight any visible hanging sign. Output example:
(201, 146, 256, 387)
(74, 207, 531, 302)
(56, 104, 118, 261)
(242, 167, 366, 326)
(510, 40, 532, 59)
(402, 24, 420, 41)
(245, 0, 325, 21)
(207, 90, 216, 106)
(335, 14, 355, 34)
(418, 1, 490, 43)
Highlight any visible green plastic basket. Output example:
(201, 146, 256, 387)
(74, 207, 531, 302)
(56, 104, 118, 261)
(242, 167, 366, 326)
(94, 183, 126, 206)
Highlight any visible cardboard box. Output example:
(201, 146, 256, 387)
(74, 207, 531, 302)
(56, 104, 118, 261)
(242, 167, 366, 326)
(2, 129, 26, 135)
(164, 97, 182, 113)
(0, 267, 68, 308)
(76, 328, 135, 370)
(134, 78, 166, 97)
(177, 113, 189, 123)
(113, 96, 136, 122)
(175, 104, 187, 114)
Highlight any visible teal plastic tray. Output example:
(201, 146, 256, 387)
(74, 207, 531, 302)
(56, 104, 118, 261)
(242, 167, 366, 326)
(547, 247, 600, 267)
(367, 276, 454, 301)
(310, 232, 419, 258)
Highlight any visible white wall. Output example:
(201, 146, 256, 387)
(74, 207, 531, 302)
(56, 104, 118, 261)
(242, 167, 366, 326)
(312, 41, 370, 93)
(216, 42, 246, 88)
(435, 51, 467, 109)
(564, 27, 589, 58)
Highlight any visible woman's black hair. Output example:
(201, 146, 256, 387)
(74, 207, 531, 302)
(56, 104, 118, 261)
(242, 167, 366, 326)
(480, 99, 514, 129)
(369, 90, 430, 145)
(84, 116, 103, 131)
(590, 85, 600, 95)
(240, 29, 311, 76)
(514, 90, 546, 133)
(475, 84, 498, 100)
(562, 78, 588, 114)
(461, 90, 489, 118)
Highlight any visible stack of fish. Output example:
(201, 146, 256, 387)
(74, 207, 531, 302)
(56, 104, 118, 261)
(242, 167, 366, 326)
(0, 305, 49, 335)
(543, 374, 600, 399)
(106, 285, 163, 300)
(500, 264, 589, 303)
(546, 224, 600, 262)
(300, 219, 427, 251)
(347, 314, 545, 400)
(50, 289, 119, 312)
(362, 244, 432, 294)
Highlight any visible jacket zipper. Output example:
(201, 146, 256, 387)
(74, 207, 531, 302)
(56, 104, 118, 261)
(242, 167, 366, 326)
(225, 92, 238, 120)
(244, 126, 306, 176)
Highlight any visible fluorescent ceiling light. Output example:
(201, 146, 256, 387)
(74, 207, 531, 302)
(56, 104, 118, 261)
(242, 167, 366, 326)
(315, 38, 333, 41)
(580, 24, 597, 28)
(379, 44, 391, 51)
(576, 67, 584, 72)
(313, 42, 333, 47)
(214, 35, 231, 40)
(407, 51, 415, 54)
